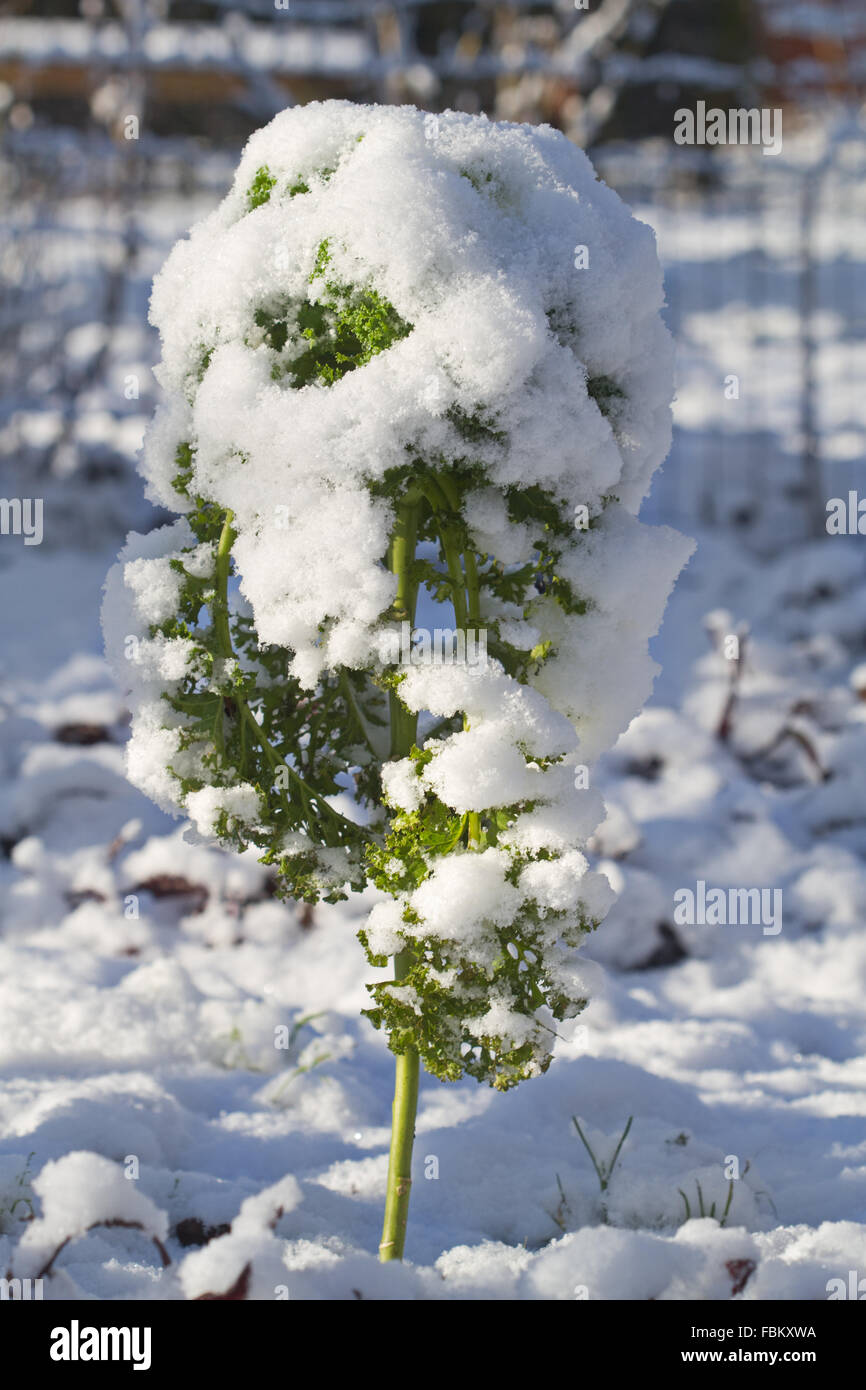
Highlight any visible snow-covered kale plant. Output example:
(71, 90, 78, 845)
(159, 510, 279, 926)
(103, 101, 693, 1263)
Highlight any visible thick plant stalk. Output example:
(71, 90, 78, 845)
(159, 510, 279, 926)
(378, 971, 420, 1262)
(380, 491, 422, 1262)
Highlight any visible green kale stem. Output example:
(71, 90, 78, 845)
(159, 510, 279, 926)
(380, 487, 423, 1262)
(377, 975, 420, 1262)
(379, 473, 487, 1259)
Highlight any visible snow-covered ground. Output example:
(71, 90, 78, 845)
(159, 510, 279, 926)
(1, 125, 865, 1301)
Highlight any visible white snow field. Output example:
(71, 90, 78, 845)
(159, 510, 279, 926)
(1, 113, 865, 1301)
